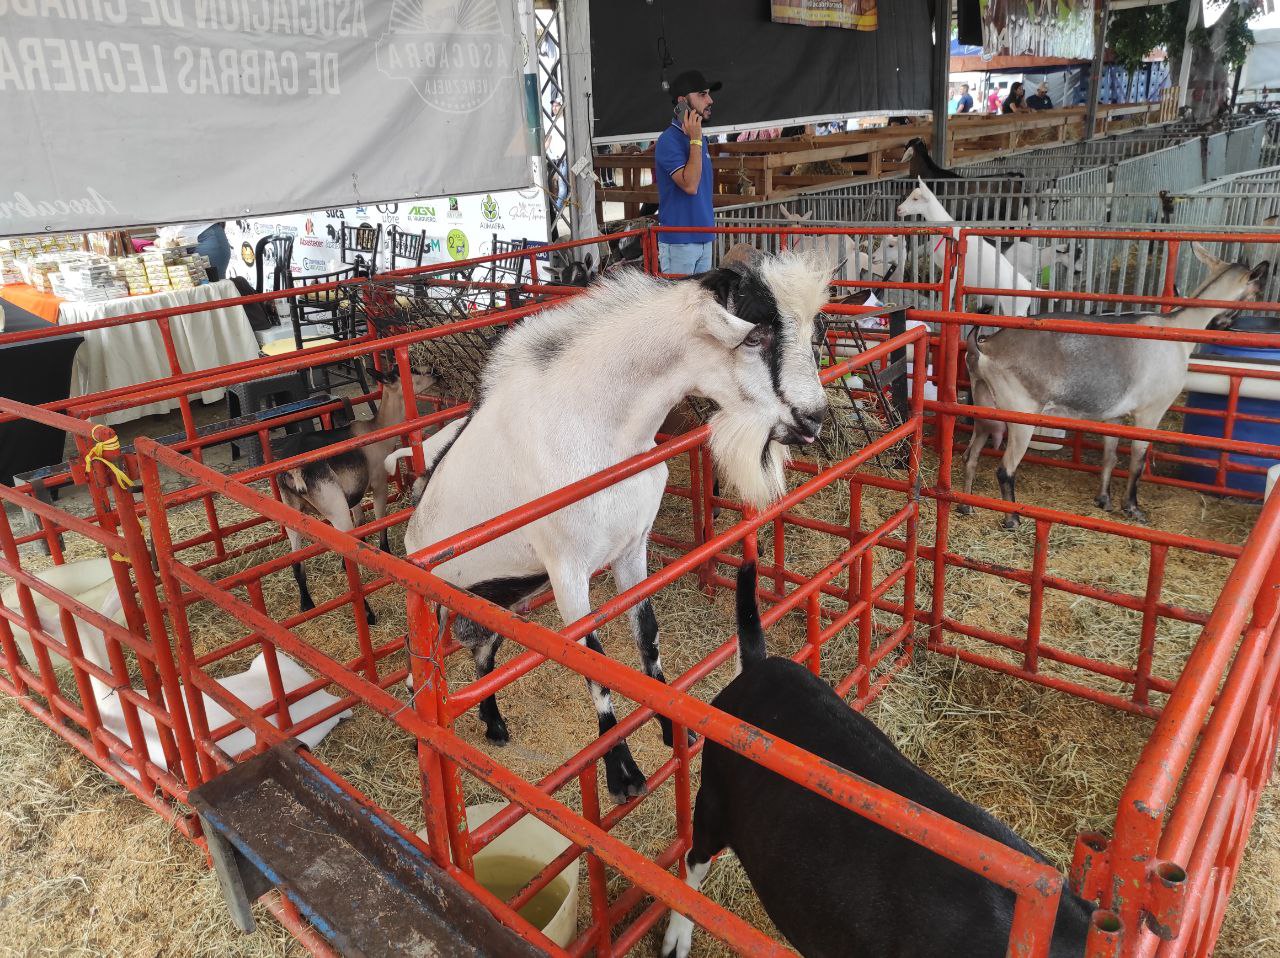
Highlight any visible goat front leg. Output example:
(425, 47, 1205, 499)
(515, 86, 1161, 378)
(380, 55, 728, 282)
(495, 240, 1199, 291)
(309, 482, 377, 625)
(613, 537, 694, 747)
(661, 786, 725, 958)
(454, 616, 509, 744)
(284, 524, 316, 613)
(548, 564, 647, 803)
(371, 475, 391, 552)
(996, 422, 1035, 530)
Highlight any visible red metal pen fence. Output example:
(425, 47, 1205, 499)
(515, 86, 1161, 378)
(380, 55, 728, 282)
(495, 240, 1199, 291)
(1, 223, 1278, 956)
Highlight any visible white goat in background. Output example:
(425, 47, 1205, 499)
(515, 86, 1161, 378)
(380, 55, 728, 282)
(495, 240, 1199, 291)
(897, 178, 1037, 318)
(852, 235, 906, 284)
(780, 208, 849, 280)
(400, 252, 833, 802)
(1003, 240, 1083, 287)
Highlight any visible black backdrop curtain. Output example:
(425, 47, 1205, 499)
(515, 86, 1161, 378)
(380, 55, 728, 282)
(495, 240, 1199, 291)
(589, 0, 935, 140)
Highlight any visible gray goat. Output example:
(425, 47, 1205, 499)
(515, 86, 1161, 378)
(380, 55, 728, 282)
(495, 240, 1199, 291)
(962, 244, 1268, 527)
(279, 364, 437, 620)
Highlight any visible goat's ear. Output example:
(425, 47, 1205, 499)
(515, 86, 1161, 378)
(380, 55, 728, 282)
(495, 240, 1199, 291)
(368, 366, 387, 384)
(1192, 243, 1227, 269)
(1250, 260, 1271, 283)
(780, 208, 801, 222)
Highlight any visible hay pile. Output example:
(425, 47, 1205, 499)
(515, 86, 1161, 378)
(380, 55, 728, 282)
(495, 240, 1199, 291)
(0, 443, 1277, 957)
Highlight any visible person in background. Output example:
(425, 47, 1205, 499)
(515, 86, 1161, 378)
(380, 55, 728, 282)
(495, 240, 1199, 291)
(956, 83, 974, 114)
(986, 86, 1002, 114)
(1002, 81, 1029, 114)
(162, 222, 231, 280)
(1027, 82, 1054, 110)
(654, 68, 720, 275)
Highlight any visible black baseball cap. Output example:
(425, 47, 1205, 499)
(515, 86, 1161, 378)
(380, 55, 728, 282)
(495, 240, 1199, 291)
(669, 70, 722, 102)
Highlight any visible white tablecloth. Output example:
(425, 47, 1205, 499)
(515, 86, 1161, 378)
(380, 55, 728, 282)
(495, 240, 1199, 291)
(61, 280, 259, 425)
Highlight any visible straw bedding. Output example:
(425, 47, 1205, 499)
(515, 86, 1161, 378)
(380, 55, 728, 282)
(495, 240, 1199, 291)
(0, 440, 1276, 957)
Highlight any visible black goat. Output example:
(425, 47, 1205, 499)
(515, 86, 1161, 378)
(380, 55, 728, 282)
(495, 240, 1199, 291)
(901, 137, 1027, 220)
(661, 561, 1096, 958)
(902, 136, 962, 179)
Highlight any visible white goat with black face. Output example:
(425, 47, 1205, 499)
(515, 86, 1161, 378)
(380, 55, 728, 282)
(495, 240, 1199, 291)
(400, 252, 833, 803)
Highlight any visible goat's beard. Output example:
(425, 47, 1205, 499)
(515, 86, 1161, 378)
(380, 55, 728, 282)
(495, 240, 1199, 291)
(709, 408, 791, 510)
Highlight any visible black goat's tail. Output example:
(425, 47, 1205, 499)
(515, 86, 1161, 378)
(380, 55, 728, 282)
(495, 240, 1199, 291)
(736, 560, 767, 671)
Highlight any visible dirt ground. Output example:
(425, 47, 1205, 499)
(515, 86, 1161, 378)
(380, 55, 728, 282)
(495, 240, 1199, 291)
(1, 423, 1278, 956)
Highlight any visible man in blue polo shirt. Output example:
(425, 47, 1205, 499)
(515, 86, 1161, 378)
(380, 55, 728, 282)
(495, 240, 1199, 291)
(655, 69, 721, 275)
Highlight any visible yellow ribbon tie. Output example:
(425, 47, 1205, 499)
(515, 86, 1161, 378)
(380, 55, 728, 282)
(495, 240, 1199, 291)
(84, 428, 135, 491)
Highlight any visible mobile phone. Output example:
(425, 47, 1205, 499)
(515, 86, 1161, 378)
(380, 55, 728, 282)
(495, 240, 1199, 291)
(674, 100, 690, 124)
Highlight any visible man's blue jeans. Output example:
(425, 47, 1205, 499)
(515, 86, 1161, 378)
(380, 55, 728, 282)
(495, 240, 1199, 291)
(658, 241, 713, 275)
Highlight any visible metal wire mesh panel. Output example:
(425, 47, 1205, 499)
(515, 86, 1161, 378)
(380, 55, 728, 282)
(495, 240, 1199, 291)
(353, 273, 538, 404)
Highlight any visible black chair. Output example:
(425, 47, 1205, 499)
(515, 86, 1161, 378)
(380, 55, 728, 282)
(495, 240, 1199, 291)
(242, 234, 293, 329)
(254, 234, 294, 295)
(387, 226, 427, 272)
(480, 236, 529, 309)
(339, 222, 382, 276)
(287, 265, 369, 394)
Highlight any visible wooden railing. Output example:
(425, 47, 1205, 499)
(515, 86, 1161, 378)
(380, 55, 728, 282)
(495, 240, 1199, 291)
(595, 92, 1181, 220)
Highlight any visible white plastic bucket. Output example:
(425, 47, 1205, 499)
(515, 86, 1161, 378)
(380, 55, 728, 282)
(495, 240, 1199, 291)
(419, 802, 580, 947)
(1028, 427, 1068, 452)
(0, 557, 122, 672)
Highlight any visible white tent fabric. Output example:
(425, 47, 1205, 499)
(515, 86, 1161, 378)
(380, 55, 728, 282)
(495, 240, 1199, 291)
(1243, 28, 1280, 89)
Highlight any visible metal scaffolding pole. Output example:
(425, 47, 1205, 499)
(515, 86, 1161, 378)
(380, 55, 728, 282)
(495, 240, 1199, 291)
(933, 0, 952, 164)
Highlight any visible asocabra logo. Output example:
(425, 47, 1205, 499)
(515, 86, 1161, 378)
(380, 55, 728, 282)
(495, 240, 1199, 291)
(375, 0, 514, 113)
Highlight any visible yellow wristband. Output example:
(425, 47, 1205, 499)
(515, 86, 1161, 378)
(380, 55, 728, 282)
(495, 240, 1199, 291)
(690, 139, 703, 147)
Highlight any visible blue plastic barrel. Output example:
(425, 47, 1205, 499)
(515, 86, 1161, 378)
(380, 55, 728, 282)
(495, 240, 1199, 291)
(1179, 341, 1280, 494)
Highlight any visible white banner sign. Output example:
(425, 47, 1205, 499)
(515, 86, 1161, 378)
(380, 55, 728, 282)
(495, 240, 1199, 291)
(0, 0, 532, 235)
(225, 180, 550, 285)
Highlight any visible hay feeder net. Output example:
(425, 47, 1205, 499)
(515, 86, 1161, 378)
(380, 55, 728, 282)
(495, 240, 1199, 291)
(1, 222, 1280, 956)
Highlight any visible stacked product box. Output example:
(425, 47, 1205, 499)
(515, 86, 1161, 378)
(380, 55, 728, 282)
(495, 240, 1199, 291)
(51, 255, 128, 303)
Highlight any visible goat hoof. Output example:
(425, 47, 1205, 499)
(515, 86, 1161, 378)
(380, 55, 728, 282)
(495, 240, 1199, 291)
(1001, 514, 1020, 531)
(1124, 505, 1148, 524)
(1095, 495, 1112, 512)
(605, 746, 649, 804)
(957, 503, 972, 516)
(484, 717, 510, 745)
(363, 603, 377, 626)
(300, 597, 315, 614)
